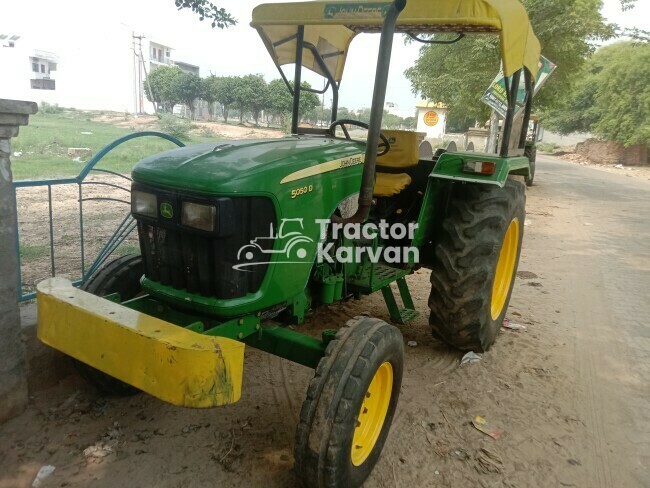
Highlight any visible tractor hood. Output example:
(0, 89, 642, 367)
(132, 136, 365, 194)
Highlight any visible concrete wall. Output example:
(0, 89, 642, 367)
(539, 129, 593, 148)
(0, 99, 37, 424)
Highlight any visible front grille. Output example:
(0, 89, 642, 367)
(135, 191, 275, 299)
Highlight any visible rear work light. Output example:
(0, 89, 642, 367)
(463, 160, 496, 175)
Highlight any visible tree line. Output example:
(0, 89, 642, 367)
(405, 0, 648, 147)
(171, 0, 646, 145)
(542, 41, 649, 147)
(144, 65, 416, 130)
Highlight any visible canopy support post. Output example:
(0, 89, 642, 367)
(291, 25, 304, 135)
(499, 69, 521, 157)
(334, 0, 407, 224)
(518, 69, 534, 150)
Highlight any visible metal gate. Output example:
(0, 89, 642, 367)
(13, 131, 184, 301)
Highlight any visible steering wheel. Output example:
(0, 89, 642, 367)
(328, 119, 391, 157)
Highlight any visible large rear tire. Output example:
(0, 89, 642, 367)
(294, 316, 403, 487)
(428, 179, 525, 352)
(74, 254, 144, 396)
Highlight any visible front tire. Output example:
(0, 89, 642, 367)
(294, 317, 404, 487)
(74, 254, 144, 396)
(428, 179, 525, 352)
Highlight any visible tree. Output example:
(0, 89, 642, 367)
(542, 41, 650, 147)
(174, 0, 236, 28)
(266, 79, 320, 127)
(297, 84, 320, 122)
(337, 106, 353, 120)
(201, 75, 220, 120)
(405, 0, 615, 122)
(145, 65, 184, 112)
(402, 116, 416, 130)
(172, 71, 203, 119)
(246, 75, 270, 125)
(267, 78, 293, 123)
(230, 75, 267, 124)
(619, 0, 637, 10)
(213, 76, 237, 123)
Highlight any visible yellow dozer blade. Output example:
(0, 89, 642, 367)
(37, 278, 245, 408)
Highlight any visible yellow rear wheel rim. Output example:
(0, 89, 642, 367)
(491, 218, 520, 320)
(351, 361, 393, 466)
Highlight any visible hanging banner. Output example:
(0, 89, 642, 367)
(481, 56, 556, 117)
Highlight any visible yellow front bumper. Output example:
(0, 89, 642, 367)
(37, 278, 245, 408)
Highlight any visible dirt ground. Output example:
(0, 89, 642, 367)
(92, 113, 284, 140)
(2, 155, 649, 488)
(557, 151, 650, 180)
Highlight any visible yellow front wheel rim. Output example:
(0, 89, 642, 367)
(351, 361, 393, 466)
(491, 218, 520, 320)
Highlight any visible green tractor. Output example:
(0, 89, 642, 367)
(37, 0, 540, 486)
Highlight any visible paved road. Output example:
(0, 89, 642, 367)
(529, 156, 650, 487)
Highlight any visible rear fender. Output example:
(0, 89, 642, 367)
(430, 151, 530, 187)
(411, 151, 529, 250)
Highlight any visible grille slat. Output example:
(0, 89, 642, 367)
(134, 192, 275, 300)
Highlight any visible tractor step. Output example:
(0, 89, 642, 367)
(380, 277, 419, 325)
(347, 263, 410, 293)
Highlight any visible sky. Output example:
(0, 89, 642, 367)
(2, 0, 648, 116)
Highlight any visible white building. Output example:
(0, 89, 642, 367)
(415, 101, 448, 140)
(174, 60, 200, 76)
(0, 27, 199, 115)
(0, 35, 59, 105)
(29, 49, 58, 91)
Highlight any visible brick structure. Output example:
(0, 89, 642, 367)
(0, 99, 37, 423)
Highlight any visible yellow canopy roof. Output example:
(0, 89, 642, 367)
(251, 0, 541, 81)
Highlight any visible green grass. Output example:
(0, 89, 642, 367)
(11, 111, 221, 180)
(20, 244, 50, 262)
(537, 142, 559, 153)
(115, 243, 142, 256)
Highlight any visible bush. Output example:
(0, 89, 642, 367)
(156, 114, 192, 140)
(537, 142, 558, 153)
(40, 102, 63, 114)
(196, 125, 215, 137)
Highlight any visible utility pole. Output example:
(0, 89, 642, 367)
(132, 33, 138, 115)
(138, 38, 157, 115)
(132, 34, 157, 115)
(134, 35, 145, 114)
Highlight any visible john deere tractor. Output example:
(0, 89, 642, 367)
(37, 1, 540, 486)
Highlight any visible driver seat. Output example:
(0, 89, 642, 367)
(374, 130, 420, 197)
